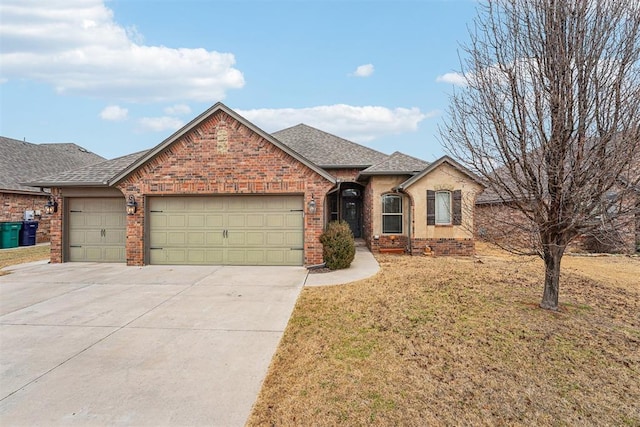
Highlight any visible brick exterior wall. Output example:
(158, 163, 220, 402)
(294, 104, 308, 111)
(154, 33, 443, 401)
(1, 192, 51, 243)
(49, 188, 63, 262)
(115, 110, 334, 266)
(327, 168, 361, 182)
(369, 235, 475, 256)
(410, 237, 475, 256)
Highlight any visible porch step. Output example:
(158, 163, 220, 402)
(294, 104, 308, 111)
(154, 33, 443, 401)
(354, 238, 366, 247)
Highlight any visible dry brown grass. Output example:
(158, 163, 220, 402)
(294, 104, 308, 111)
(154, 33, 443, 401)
(0, 244, 50, 276)
(248, 243, 640, 426)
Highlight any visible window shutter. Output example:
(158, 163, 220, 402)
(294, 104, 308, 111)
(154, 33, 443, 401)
(427, 190, 435, 225)
(452, 190, 462, 225)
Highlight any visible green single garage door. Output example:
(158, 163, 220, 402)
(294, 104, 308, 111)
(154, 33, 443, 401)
(149, 195, 304, 266)
(68, 198, 126, 262)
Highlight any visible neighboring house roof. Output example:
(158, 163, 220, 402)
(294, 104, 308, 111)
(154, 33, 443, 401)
(273, 124, 388, 168)
(0, 136, 104, 194)
(359, 151, 430, 176)
(395, 155, 487, 190)
(26, 151, 150, 187)
(110, 103, 336, 185)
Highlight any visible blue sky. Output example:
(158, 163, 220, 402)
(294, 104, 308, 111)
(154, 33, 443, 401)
(0, 0, 476, 161)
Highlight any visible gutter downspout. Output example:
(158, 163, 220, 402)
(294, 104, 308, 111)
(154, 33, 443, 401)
(396, 187, 413, 255)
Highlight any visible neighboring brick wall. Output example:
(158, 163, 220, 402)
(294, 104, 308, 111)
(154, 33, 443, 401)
(1, 192, 51, 243)
(476, 197, 639, 254)
(116, 110, 334, 266)
(475, 202, 538, 250)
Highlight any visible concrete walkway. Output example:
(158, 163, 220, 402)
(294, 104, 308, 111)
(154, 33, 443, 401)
(304, 246, 380, 286)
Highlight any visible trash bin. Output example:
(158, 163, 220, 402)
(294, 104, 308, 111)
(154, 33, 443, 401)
(19, 220, 39, 246)
(0, 222, 22, 249)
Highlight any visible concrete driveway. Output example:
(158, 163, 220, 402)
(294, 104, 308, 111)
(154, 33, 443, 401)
(0, 261, 307, 426)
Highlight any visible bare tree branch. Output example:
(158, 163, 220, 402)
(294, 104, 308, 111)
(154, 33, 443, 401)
(440, 0, 640, 310)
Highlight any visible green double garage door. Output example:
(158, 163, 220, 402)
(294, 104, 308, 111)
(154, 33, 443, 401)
(149, 195, 304, 266)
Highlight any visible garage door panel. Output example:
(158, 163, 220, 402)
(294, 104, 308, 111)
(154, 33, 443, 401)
(149, 196, 303, 266)
(246, 214, 264, 227)
(104, 247, 125, 262)
(228, 215, 246, 228)
(206, 214, 224, 227)
(150, 231, 167, 246)
(285, 231, 304, 246)
(104, 230, 125, 245)
(205, 249, 224, 264)
(68, 198, 126, 263)
(245, 232, 265, 246)
(227, 231, 246, 246)
(265, 215, 284, 227)
(188, 215, 205, 227)
(167, 232, 186, 245)
(265, 232, 284, 246)
(168, 215, 186, 227)
(150, 214, 167, 228)
(286, 213, 303, 228)
(187, 232, 205, 245)
(205, 232, 224, 246)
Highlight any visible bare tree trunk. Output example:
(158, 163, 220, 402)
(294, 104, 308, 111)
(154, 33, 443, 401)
(540, 242, 565, 310)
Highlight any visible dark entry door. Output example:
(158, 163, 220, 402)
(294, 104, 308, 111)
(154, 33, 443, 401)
(342, 198, 361, 238)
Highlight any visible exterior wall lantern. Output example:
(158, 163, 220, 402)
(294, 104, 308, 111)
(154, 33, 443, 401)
(44, 196, 58, 214)
(307, 195, 317, 214)
(126, 195, 138, 215)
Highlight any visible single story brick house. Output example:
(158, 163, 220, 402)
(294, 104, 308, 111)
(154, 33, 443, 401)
(0, 136, 104, 243)
(28, 103, 484, 266)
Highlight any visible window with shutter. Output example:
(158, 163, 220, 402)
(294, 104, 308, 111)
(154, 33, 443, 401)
(427, 189, 463, 226)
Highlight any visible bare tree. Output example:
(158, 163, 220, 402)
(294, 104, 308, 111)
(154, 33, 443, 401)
(441, 0, 640, 310)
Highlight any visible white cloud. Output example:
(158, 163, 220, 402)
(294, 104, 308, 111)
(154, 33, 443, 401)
(238, 104, 435, 142)
(164, 104, 192, 116)
(0, 0, 244, 102)
(436, 72, 468, 87)
(350, 64, 375, 77)
(99, 105, 128, 121)
(138, 116, 184, 132)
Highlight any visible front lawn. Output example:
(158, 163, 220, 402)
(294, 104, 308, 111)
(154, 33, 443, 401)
(248, 244, 639, 426)
(0, 244, 50, 276)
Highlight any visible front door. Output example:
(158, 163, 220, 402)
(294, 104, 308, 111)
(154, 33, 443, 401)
(342, 197, 361, 238)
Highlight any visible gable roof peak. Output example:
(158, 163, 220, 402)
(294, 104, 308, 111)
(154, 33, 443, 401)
(110, 103, 335, 185)
(396, 155, 486, 190)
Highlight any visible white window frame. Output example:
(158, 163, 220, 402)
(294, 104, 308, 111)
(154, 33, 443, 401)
(435, 191, 452, 225)
(382, 194, 403, 234)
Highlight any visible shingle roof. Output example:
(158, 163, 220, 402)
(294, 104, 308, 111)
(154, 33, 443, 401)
(272, 124, 388, 168)
(359, 151, 429, 175)
(25, 150, 150, 187)
(0, 136, 105, 193)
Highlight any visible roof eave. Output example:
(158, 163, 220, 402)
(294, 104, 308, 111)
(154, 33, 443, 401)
(397, 155, 486, 190)
(22, 181, 111, 188)
(0, 187, 48, 195)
